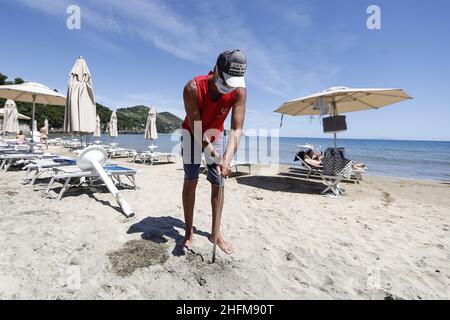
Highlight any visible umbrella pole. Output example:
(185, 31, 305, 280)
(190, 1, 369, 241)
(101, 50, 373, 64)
(212, 132, 226, 263)
(31, 95, 36, 143)
(332, 97, 337, 153)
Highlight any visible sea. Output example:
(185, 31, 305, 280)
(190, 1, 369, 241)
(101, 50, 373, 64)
(56, 133, 450, 181)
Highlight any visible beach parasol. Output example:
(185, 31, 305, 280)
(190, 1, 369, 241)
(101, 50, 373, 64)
(274, 86, 412, 149)
(64, 56, 97, 146)
(0, 82, 66, 142)
(144, 107, 158, 151)
(108, 111, 118, 145)
(44, 119, 49, 135)
(2, 99, 20, 136)
(93, 114, 102, 143)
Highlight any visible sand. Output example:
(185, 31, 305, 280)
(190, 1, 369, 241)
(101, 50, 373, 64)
(0, 146, 449, 300)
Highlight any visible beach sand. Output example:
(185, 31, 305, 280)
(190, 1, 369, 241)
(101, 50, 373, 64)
(0, 146, 449, 300)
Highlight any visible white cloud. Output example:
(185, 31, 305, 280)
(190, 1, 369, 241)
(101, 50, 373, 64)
(16, 0, 354, 106)
(16, 0, 342, 97)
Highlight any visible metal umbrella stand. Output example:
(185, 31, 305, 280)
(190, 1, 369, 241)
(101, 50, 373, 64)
(212, 130, 226, 264)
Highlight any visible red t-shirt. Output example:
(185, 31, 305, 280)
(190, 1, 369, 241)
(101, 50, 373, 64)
(182, 72, 236, 142)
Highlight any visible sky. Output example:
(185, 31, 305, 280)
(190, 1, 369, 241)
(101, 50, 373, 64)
(0, 0, 449, 141)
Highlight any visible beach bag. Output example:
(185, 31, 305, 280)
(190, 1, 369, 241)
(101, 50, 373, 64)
(322, 155, 353, 179)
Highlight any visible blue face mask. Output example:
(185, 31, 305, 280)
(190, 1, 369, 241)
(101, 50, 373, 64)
(215, 70, 235, 94)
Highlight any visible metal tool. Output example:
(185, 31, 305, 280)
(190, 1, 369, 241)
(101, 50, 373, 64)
(205, 133, 226, 263)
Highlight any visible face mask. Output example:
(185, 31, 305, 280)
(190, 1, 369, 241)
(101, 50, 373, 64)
(215, 71, 235, 94)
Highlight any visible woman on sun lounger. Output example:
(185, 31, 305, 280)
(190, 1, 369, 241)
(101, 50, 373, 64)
(304, 149, 323, 168)
(297, 149, 366, 170)
(16, 131, 26, 143)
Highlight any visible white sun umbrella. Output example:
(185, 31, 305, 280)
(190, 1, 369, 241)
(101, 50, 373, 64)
(64, 57, 96, 146)
(44, 119, 49, 135)
(144, 107, 158, 151)
(0, 82, 66, 142)
(93, 114, 102, 145)
(2, 99, 20, 136)
(108, 111, 118, 145)
(274, 86, 412, 149)
(93, 114, 102, 140)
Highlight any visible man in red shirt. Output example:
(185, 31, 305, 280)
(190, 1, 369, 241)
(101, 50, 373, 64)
(181, 50, 247, 255)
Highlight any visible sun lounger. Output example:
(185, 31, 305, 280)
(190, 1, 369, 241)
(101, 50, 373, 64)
(0, 152, 56, 172)
(105, 147, 136, 159)
(23, 157, 119, 185)
(23, 157, 77, 185)
(130, 150, 177, 165)
(200, 155, 252, 175)
(44, 164, 137, 201)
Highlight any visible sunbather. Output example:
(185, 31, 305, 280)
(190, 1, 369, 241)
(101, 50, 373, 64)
(296, 149, 366, 170)
(294, 149, 323, 168)
(16, 131, 26, 142)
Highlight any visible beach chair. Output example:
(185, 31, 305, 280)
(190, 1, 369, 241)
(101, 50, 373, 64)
(0, 152, 56, 172)
(320, 152, 354, 197)
(130, 150, 177, 165)
(44, 164, 137, 201)
(106, 146, 137, 159)
(200, 155, 252, 175)
(293, 144, 324, 179)
(23, 157, 77, 185)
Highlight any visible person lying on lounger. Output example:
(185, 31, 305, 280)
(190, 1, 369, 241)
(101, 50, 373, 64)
(304, 149, 323, 168)
(16, 131, 26, 143)
(296, 149, 366, 170)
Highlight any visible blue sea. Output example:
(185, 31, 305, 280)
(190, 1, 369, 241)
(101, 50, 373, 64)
(62, 134, 450, 181)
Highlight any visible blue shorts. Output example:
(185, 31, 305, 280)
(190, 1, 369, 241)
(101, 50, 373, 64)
(181, 131, 223, 185)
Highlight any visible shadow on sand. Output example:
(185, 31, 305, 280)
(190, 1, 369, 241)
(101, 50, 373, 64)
(236, 173, 324, 194)
(127, 216, 210, 256)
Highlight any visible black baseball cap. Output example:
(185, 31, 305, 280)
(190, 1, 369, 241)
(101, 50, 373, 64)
(216, 49, 247, 88)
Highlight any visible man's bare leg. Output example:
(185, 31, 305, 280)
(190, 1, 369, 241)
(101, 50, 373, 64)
(210, 183, 233, 254)
(182, 179, 198, 253)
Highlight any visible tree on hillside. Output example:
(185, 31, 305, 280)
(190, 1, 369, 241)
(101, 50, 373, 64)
(0, 73, 8, 85)
(14, 77, 25, 84)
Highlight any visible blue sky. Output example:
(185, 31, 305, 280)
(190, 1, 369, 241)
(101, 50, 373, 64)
(0, 0, 449, 141)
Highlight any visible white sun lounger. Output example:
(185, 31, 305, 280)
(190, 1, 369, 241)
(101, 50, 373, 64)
(44, 164, 137, 201)
(23, 157, 77, 185)
(130, 151, 177, 165)
(23, 158, 119, 185)
(200, 155, 252, 175)
(0, 153, 56, 172)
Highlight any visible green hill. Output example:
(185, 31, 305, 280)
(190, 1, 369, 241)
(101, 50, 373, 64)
(0, 72, 183, 134)
(116, 105, 183, 133)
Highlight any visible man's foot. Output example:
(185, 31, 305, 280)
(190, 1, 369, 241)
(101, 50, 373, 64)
(179, 236, 193, 254)
(209, 235, 234, 254)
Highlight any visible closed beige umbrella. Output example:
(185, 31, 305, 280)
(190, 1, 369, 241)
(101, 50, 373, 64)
(44, 119, 49, 135)
(2, 99, 20, 136)
(145, 107, 158, 143)
(0, 82, 66, 142)
(108, 111, 118, 143)
(64, 56, 96, 135)
(274, 86, 412, 149)
(94, 115, 101, 137)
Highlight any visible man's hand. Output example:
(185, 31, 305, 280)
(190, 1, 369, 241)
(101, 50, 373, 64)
(217, 160, 232, 178)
